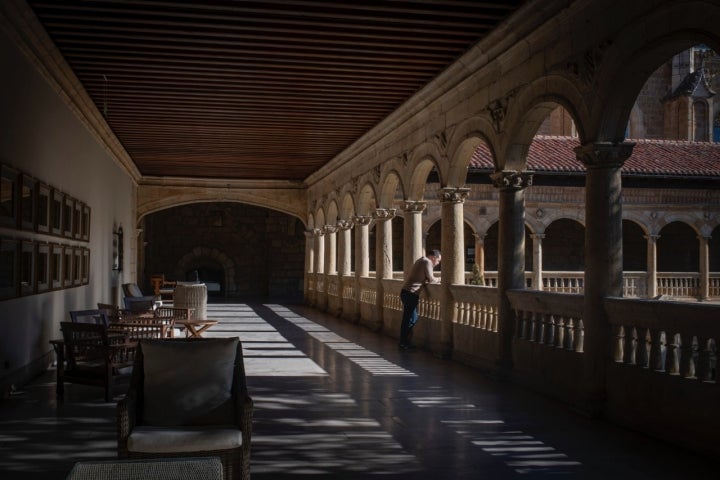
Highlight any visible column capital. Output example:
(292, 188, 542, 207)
(490, 170, 533, 190)
(304, 229, 315, 239)
(574, 141, 635, 169)
(336, 219, 353, 231)
(352, 215, 372, 226)
(644, 234, 660, 242)
(401, 200, 427, 213)
(323, 224, 338, 235)
(437, 187, 470, 203)
(530, 233, 546, 240)
(373, 208, 396, 221)
(312, 227, 324, 236)
(473, 232, 487, 241)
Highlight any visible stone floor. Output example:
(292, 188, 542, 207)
(1, 302, 718, 479)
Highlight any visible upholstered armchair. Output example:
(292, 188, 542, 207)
(118, 338, 252, 480)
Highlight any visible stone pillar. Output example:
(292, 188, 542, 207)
(371, 208, 396, 331)
(437, 187, 470, 357)
(304, 229, 315, 305)
(645, 234, 659, 298)
(474, 233, 486, 278)
(491, 171, 532, 372)
(531, 234, 545, 291)
(699, 235, 711, 301)
(352, 215, 372, 323)
(314, 227, 327, 311)
(336, 219, 353, 318)
(401, 201, 426, 276)
(323, 224, 338, 313)
(575, 141, 634, 415)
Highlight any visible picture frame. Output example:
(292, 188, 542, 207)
(50, 243, 63, 290)
(20, 174, 35, 231)
(81, 247, 90, 284)
(36, 243, 50, 293)
(36, 182, 50, 234)
(73, 247, 82, 286)
(63, 245, 73, 287)
(0, 237, 18, 299)
(73, 201, 82, 239)
(20, 240, 36, 296)
(62, 195, 74, 238)
(50, 189, 63, 236)
(81, 204, 91, 241)
(0, 164, 19, 228)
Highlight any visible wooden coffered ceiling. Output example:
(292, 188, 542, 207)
(27, 0, 525, 182)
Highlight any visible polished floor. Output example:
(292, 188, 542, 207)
(1, 303, 718, 479)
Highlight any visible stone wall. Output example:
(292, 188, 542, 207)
(143, 203, 305, 301)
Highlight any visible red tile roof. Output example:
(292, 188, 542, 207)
(470, 136, 720, 178)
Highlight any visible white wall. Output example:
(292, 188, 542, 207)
(0, 28, 136, 390)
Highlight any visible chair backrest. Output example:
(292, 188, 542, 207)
(60, 321, 109, 369)
(122, 283, 145, 298)
(109, 321, 166, 341)
(133, 337, 244, 427)
(69, 309, 110, 327)
(123, 297, 155, 313)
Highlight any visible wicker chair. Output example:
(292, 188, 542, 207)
(66, 457, 223, 480)
(118, 338, 252, 480)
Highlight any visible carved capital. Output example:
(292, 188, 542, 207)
(490, 170, 533, 191)
(352, 215, 372, 226)
(401, 200, 427, 213)
(372, 208, 396, 221)
(336, 219, 353, 231)
(323, 224, 338, 235)
(437, 187, 470, 204)
(574, 141, 635, 169)
(312, 228, 324, 236)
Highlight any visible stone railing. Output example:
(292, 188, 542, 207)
(605, 298, 719, 381)
(449, 284, 499, 331)
(657, 273, 700, 298)
(358, 277, 376, 306)
(507, 290, 585, 352)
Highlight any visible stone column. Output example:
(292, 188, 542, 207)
(336, 219, 353, 318)
(304, 229, 315, 305)
(352, 215, 372, 323)
(371, 208, 396, 331)
(575, 141, 634, 415)
(645, 234, 659, 298)
(314, 227, 327, 311)
(491, 171, 532, 372)
(437, 187, 470, 357)
(323, 224, 339, 313)
(401, 201, 426, 276)
(699, 235, 711, 301)
(531, 233, 545, 291)
(474, 233, 486, 279)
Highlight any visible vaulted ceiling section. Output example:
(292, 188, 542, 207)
(27, 0, 525, 181)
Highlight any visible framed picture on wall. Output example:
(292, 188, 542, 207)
(81, 204, 90, 241)
(36, 182, 50, 234)
(0, 238, 18, 300)
(63, 196, 74, 238)
(0, 164, 19, 228)
(73, 201, 82, 240)
(20, 241, 36, 296)
(50, 243, 63, 290)
(36, 243, 50, 293)
(73, 247, 82, 286)
(81, 247, 90, 284)
(63, 246, 73, 287)
(50, 189, 64, 236)
(20, 174, 35, 231)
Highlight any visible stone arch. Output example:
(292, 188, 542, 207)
(340, 192, 355, 220)
(406, 143, 443, 199)
(657, 221, 700, 272)
(544, 218, 586, 271)
(326, 200, 339, 225)
(357, 182, 378, 216)
(315, 207, 326, 230)
(622, 219, 648, 271)
(589, 1, 720, 141)
(379, 170, 404, 208)
(446, 116, 498, 186)
(174, 247, 237, 296)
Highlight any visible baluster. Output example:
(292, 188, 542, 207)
(613, 325, 625, 363)
(565, 318, 575, 350)
(679, 334, 696, 379)
(697, 337, 711, 382)
(536, 313, 546, 344)
(650, 330, 666, 372)
(575, 319, 584, 353)
(478, 304, 487, 329)
(491, 306, 499, 333)
(528, 311, 537, 342)
(545, 314, 556, 346)
(516, 310, 525, 339)
(636, 327, 650, 368)
(624, 327, 637, 365)
(555, 317, 565, 348)
(666, 333, 680, 375)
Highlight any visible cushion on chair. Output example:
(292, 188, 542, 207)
(141, 338, 238, 426)
(66, 457, 223, 480)
(127, 283, 144, 297)
(127, 426, 243, 453)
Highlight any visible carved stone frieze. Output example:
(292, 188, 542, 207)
(437, 187, 470, 203)
(574, 141, 635, 169)
(566, 40, 612, 89)
(490, 170, 533, 190)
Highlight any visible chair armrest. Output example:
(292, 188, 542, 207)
(236, 395, 253, 443)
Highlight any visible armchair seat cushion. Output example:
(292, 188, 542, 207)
(127, 426, 243, 454)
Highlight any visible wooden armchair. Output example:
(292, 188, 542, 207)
(69, 309, 111, 326)
(118, 338, 253, 480)
(108, 320, 168, 341)
(53, 322, 136, 402)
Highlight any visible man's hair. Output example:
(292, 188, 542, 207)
(427, 249, 441, 258)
